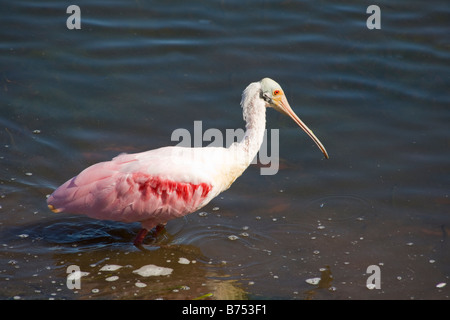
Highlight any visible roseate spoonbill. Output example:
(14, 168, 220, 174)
(47, 78, 328, 246)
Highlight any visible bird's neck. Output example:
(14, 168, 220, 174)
(229, 82, 267, 170)
(212, 82, 266, 192)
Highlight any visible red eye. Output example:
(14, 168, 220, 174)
(273, 90, 280, 96)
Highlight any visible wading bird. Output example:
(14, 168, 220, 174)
(47, 78, 328, 246)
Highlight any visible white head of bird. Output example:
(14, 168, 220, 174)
(241, 78, 329, 160)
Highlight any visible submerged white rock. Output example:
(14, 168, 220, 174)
(178, 257, 190, 265)
(105, 276, 119, 282)
(305, 277, 321, 285)
(100, 264, 123, 272)
(135, 282, 147, 288)
(133, 265, 173, 277)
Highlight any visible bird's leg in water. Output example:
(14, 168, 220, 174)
(133, 229, 148, 246)
(153, 224, 166, 238)
(133, 224, 166, 246)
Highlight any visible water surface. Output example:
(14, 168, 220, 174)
(1, 0, 449, 299)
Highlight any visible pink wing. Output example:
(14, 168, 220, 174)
(47, 147, 215, 230)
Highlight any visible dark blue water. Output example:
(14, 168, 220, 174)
(0, 0, 449, 299)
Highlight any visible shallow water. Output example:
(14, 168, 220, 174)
(1, 0, 449, 299)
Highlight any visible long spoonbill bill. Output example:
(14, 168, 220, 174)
(47, 78, 328, 246)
